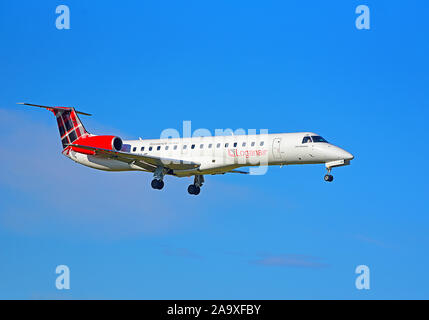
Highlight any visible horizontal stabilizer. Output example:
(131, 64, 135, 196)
(17, 102, 92, 116)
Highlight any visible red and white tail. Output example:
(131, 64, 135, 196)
(17, 103, 92, 149)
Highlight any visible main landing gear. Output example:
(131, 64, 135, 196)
(151, 179, 164, 190)
(324, 168, 334, 182)
(188, 175, 204, 195)
(150, 168, 205, 195)
(151, 166, 165, 190)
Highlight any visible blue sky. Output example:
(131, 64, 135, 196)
(0, 0, 428, 299)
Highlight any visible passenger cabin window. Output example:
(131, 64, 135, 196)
(242, 142, 246, 147)
(133, 147, 137, 152)
(191, 144, 195, 149)
(311, 136, 328, 143)
(149, 147, 153, 151)
(260, 141, 264, 146)
(141, 147, 144, 151)
(157, 146, 161, 151)
(183, 145, 187, 149)
(251, 142, 255, 147)
(165, 146, 169, 150)
(174, 145, 178, 150)
(233, 142, 237, 147)
(208, 144, 212, 149)
(200, 144, 204, 149)
(302, 136, 312, 144)
(217, 143, 221, 148)
(225, 143, 229, 148)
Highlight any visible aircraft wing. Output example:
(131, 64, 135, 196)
(68, 144, 200, 171)
(228, 170, 249, 174)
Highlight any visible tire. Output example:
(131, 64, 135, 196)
(157, 180, 164, 190)
(188, 184, 199, 195)
(194, 186, 201, 195)
(324, 174, 334, 182)
(151, 179, 159, 189)
(151, 179, 164, 190)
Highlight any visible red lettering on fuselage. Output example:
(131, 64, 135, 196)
(227, 149, 268, 158)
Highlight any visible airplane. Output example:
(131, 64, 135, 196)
(18, 102, 354, 195)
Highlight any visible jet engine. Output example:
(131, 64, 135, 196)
(71, 135, 123, 155)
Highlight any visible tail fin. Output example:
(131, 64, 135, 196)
(17, 103, 92, 149)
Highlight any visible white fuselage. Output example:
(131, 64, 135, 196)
(67, 132, 354, 177)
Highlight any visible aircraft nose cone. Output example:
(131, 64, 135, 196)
(321, 145, 354, 161)
(342, 150, 354, 161)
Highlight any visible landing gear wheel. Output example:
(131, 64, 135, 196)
(194, 186, 200, 195)
(187, 184, 200, 195)
(324, 174, 334, 182)
(151, 179, 164, 190)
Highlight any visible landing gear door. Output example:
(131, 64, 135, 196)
(273, 138, 282, 160)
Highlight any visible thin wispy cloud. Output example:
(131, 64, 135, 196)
(354, 234, 391, 249)
(0, 108, 295, 240)
(162, 246, 203, 260)
(250, 254, 329, 269)
(0, 109, 205, 238)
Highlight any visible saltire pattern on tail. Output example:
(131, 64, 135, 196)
(17, 103, 91, 149)
(54, 108, 88, 148)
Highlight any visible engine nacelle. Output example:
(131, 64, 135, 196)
(71, 135, 123, 155)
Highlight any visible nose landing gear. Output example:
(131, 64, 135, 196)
(324, 174, 334, 182)
(188, 175, 204, 195)
(324, 168, 334, 182)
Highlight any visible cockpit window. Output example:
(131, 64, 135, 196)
(302, 136, 312, 144)
(311, 136, 328, 143)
